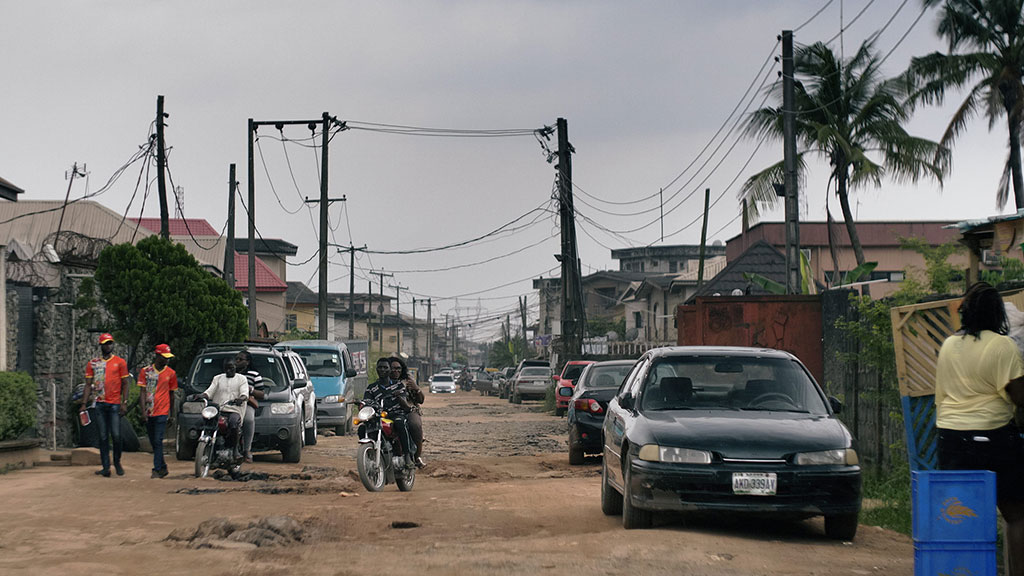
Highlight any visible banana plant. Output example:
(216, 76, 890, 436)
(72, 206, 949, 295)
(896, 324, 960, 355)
(741, 256, 877, 295)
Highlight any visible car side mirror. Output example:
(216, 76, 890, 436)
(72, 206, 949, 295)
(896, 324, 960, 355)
(828, 396, 843, 414)
(619, 394, 634, 410)
(292, 378, 309, 389)
(345, 368, 357, 378)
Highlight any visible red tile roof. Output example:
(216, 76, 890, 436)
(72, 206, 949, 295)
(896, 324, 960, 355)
(130, 217, 220, 236)
(232, 253, 287, 292)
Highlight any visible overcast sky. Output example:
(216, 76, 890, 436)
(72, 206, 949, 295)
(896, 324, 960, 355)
(1, 1, 1012, 342)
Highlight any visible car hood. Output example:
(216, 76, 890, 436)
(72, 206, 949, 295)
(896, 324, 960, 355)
(643, 411, 852, 459)
(310, 375, 342, 396)
(264, 389, 294, 403)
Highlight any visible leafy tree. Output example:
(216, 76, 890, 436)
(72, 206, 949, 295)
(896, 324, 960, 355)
(982, 255, 1024, 285)
(905, 0, 1024, 209)
(587, 316, 625, 339)
(94, 236, 248, 376)
(487, 337, 525, 368)
(742, 40, 949, 268)
(897, 236, 965, 294)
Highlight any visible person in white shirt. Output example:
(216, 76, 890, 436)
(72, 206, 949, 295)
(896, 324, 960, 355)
(193, 359, 248, 459)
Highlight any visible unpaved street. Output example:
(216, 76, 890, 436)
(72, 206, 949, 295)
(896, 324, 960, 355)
(0, 391, 914, 575)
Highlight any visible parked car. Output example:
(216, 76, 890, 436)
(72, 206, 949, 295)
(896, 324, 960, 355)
(276, 340, 359, 436)
(277, 348, 318, 445)
(510, 366, 553, 404)
(502, 359, 548, 399)
(473, 371, 499, 396)
(429, 373, 456, 394)
(567, 360, 636, 464)
(601, 346, 861, 538)
(175, 343, 305, 463)
(496, 367, 516, 399)
(554, 360, 596, 416)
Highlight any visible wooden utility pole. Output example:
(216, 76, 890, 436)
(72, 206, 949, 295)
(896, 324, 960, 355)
(556, 118, 585, 358)
(782, 31, 801, 294)
(425, 299, 433, 376)
(519, 296, 528, 360)
(246, 118, 257, 337)
(697, 188, 710, 289)
(156, 95, 170, 240)
(371, 270, 393, 354)
(224, 164, 236, 289)
(337, 244, 365, 340)
(390, 283, 407, 354)
(412, 298, 418, 358)
(57, 162, 85, 241)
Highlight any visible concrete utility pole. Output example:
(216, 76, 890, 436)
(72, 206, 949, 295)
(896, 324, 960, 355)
(156, 95, 170, 240)
(337, 244, 366, 340)
(390, 283, 407, 354)
(224, 164, 237, 290)
(371, 270, 393, 354)
(782, 30, 801, 294)
(556, 118, 586, 358)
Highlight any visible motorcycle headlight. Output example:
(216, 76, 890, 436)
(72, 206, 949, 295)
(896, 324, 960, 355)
(637, 444, 712, 464)
(182, 401, 205, 414)
(270, 403, 295, 415)
(322, 395, 341, 404)
(201, 406, 218, 419)
(794, 448, 858, 466)
(357, 406, 376, 421)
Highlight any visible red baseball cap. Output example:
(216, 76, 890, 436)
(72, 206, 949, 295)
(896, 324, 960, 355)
(154, 343, 174, 358)
(98, 333, 114, 344)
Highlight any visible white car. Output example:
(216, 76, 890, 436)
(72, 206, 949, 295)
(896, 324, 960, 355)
(429, 374, 456, 393)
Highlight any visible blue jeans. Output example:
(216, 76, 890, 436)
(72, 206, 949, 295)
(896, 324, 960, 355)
(146, 415, 168, 472)
(94, 402, 122, 470)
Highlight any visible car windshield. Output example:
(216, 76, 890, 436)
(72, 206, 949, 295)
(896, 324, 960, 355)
(638, 355, 828, 415)
(561, 364, 587, 380)
(584, 364, 634, 390)
(521, 367, 551, 377)
(188, 351, 289, 393)
(433, 375, 453, 382)
(292, 348, 342, 377)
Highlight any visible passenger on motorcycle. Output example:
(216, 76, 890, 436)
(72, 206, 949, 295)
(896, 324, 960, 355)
(389, 356, 425, 468)
(188, 359, 248, 460)
(364, 358, 416, 467)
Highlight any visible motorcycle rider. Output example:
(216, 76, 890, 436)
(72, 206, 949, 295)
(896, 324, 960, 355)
(189, 358, 248, 460)
(364, 357, 416, 467)
(389, 356, 425, 468)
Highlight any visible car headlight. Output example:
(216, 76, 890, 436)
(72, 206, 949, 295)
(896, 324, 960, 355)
(794, 448, 859, 466)
(322, 395, 341, 404)
(357, 406, 376, 421)
(638, 444, 712, 464)
(270, 403, 296, 415)
(201, 406, 218, 419)
(182, 401, 205, 414)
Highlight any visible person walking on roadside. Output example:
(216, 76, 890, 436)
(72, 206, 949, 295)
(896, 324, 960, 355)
(389, 356, 425, 467)
(936, 282, 1024, 576)
(81, 333, 132, 477)
(138, 343, 178, 479)
(234, 350, 264, 463)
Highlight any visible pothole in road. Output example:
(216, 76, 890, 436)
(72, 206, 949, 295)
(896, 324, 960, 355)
(171, 465, 361, 496)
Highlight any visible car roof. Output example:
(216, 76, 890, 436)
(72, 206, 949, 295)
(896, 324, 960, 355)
(644, 346, 798, 361)
(275, 339, 348, 351)
(590, 359, 638, 367)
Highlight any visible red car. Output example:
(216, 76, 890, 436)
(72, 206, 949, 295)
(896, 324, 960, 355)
(554, 360, 595, 416)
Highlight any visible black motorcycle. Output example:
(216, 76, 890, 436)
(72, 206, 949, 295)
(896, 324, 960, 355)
(354, 401, 415, 492)
(189, 397, 246, 479)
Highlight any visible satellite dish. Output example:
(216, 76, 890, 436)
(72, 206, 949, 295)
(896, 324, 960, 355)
(712, 240, 724, 246)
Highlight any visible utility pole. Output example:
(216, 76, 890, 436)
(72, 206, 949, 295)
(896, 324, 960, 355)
(57, 163, 86, 241)
(425, 299, 433, 376)
(412, 298, 418, 358)
(555, 117, 586, 358)
(697, 188, 710, 289)
(782, 30, 801, 294)
(520, 296, 528, 360)
(224, 164, 237, 289)
(156, 95, 170, 240)
(371, 270, 393, 354)
(337, 245, 366, 340)
(246, 118, 257, 338)
(390, 283, 407, 354)
(305, 194, 345, 340)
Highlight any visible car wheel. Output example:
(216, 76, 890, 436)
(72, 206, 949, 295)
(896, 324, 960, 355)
(601, 457, 622, 516)
(622, 464, 652, 529)
(281, 430, 302, 463)
(568, 425, 585, 465)
(824, 512, 859, 540)
(304, 412, 318, 446)
(513, 389, 522, 404)
(175, 422, 194, 461)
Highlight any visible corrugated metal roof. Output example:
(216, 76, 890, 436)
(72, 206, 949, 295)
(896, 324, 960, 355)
(0, 200, 152, 257)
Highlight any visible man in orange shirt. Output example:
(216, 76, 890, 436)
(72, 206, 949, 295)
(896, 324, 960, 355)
(139, 343, 178, 479)
(81, 333, 132, 477)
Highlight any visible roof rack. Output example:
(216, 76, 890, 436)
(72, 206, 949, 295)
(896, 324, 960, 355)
(198, 342, 280, 353)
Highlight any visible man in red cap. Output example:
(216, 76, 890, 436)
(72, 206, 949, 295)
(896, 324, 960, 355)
(81, 333, 131, 477)
(138, 344, 178, 478)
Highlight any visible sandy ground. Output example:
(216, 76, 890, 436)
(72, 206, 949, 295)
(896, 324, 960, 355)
(0, 390, 914, 576)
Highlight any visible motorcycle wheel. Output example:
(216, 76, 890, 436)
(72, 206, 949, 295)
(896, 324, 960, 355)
(356, 443, 385, 492)
(194, 439, 212, 478)
(396, 462, 416, 492)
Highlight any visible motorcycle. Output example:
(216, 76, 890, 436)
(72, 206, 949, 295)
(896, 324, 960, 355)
(189, 397, 246, 479)
(354, 401, 415, 492)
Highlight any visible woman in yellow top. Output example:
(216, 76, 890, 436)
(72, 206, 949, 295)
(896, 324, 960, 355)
(936, 282, 1024, 576)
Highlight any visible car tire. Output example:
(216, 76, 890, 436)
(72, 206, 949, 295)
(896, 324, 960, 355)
(601, 457, 623, 516)
(555, 407, 566, 417)
(622, 464, 652, 529)
(304, 412, 317, 446)
(568, 425, 585, 465)
(175, 422, 195, 461)
(512, 389, 522, 404)
(281, 430, 302, 463)
(824, 512, 859, 541)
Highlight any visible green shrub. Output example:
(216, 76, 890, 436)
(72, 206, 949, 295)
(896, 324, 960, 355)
(860, 458, 911, 536)
(0, 372, 36, 441)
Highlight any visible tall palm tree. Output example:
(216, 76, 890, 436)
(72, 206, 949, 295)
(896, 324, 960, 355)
(742, 40, 949, 267)
(906, 0, 1024, 210)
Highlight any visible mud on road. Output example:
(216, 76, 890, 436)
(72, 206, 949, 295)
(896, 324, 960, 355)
(0, 390, 914, 575)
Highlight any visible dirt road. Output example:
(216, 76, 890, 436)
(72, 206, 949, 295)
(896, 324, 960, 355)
(0, 390, 913, 575)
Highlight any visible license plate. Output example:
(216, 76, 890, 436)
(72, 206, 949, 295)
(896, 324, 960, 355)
(732, 472, 777, 496)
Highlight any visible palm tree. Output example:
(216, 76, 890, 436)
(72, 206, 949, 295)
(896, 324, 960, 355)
(742, 39, 949, 267)
(906, 0, 1024, 210)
